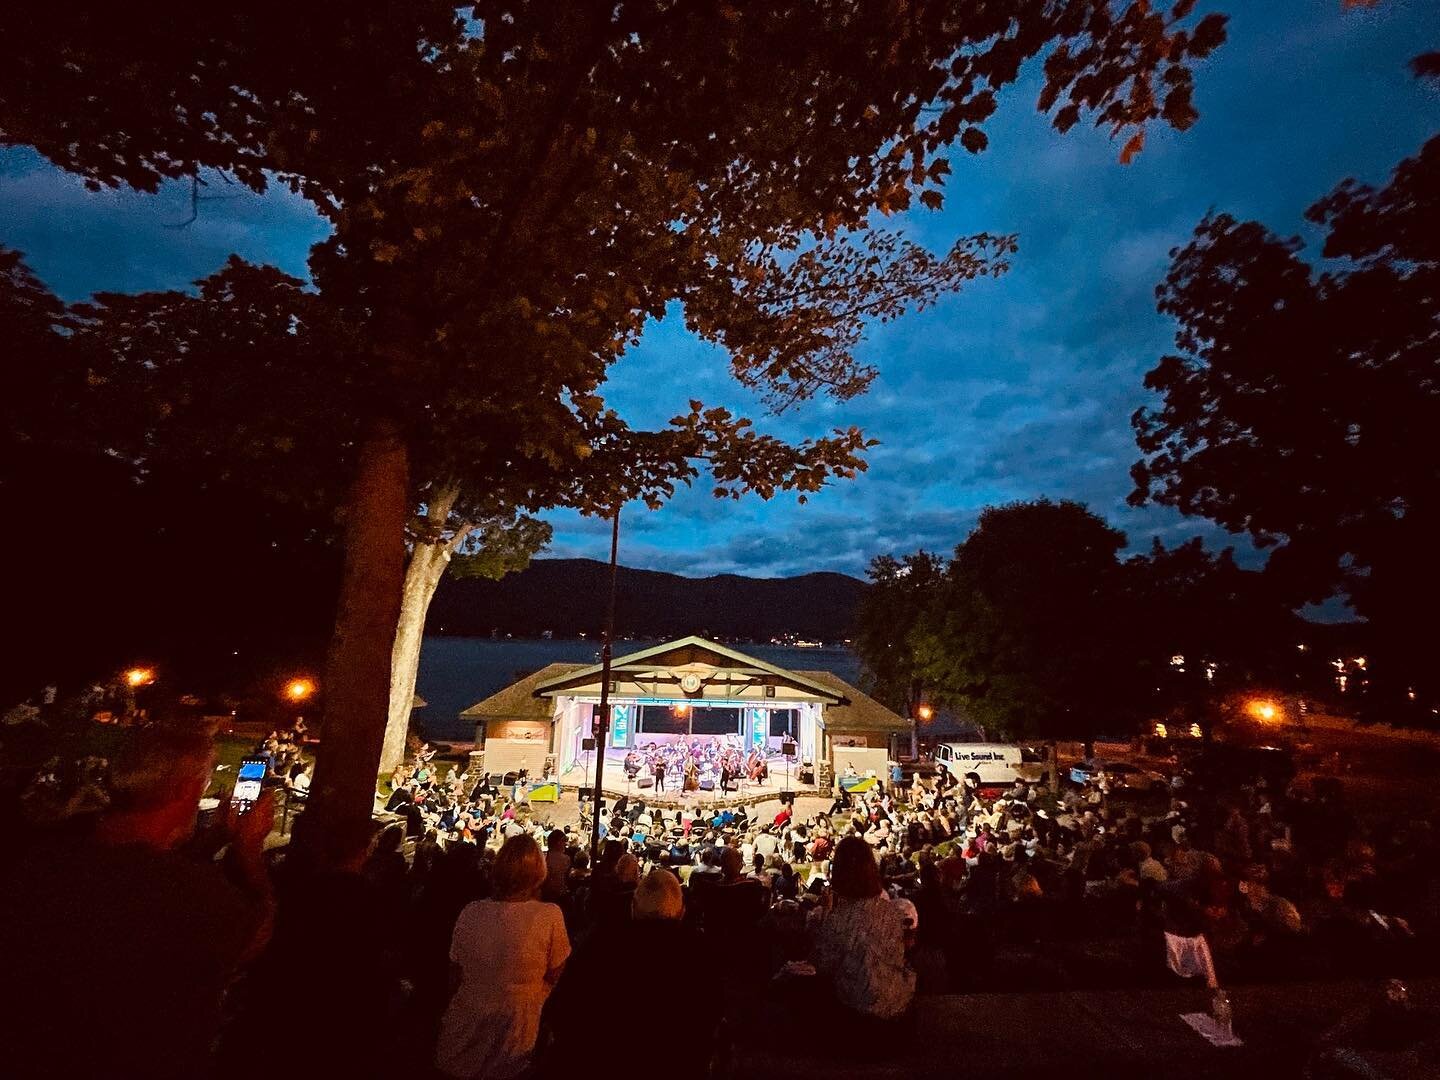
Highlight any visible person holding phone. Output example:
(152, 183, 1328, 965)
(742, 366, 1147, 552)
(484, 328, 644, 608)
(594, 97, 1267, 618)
(0, 725, 274, 1080)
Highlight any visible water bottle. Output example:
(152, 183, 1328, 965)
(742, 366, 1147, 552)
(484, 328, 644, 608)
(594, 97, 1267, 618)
(1211, 989, 1233, 1037)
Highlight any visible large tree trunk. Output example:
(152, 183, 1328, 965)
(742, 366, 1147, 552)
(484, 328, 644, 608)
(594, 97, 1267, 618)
(380, 483, 462, 773)
(301, 420, 409, 845)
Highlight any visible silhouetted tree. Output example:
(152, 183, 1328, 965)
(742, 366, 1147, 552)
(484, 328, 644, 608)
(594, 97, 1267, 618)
(1126, 538, 1301, 740)
(912, 500, 1145, 747)
(0, 250, 342, 703)
(1132, 60, 1440, 720)
(855, 551, 947, 752)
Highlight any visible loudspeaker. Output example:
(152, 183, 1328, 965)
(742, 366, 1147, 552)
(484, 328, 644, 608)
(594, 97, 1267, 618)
(782, 738, 796, 758)
(582, 737, 596, 751)
(699, 778, 715, 791)
(578, 786, 597, 800)
(780, 791, 796, 806)
(637, 777, 654, 789)
(765, 683, 776, 698)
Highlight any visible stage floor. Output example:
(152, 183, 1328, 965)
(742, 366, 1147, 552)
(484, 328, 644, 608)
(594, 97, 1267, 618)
(557, 749, 815, 808)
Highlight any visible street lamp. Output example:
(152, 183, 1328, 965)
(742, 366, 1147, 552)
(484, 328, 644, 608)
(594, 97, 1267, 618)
(124, 667, 155, 688)
(285, 677, 316, 702)
(1247, 699, 1280, 723)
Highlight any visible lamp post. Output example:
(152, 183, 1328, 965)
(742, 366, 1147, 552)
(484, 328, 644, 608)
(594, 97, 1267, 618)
(122, 667, 155, 721)
(914, 702, 933, 763)
(285, 677, 316, 738)
(588, 508, 621, 860)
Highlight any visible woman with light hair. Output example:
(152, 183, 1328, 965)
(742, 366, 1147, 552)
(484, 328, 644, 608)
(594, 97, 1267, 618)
(632, 866, 685, 921)
(436, 835, 570, 1079)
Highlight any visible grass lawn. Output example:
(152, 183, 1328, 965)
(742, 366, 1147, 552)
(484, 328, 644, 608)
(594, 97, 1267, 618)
(1, 720, 256, 801)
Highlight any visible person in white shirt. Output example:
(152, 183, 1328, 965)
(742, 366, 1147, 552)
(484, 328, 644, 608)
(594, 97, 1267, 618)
(287, 761, 311, 795)
(755, 828, 779, 860)
(436, 836, 569, 1079)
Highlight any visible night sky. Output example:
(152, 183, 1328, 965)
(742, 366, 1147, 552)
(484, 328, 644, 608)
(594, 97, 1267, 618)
(3, 1, 1437, 585)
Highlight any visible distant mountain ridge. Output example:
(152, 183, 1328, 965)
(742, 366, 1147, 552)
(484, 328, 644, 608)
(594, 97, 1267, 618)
(427, 558, 866, 641)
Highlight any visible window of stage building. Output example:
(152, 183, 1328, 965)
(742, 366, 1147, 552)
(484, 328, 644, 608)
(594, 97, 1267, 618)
(691, 706, 741, 735)
(768, 709, 797, 739)
(637, 705, 688, 735)
(636, 705, 742, 735)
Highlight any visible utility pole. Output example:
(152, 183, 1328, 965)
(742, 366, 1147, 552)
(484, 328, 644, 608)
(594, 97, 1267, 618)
(587, 507, 621, 860)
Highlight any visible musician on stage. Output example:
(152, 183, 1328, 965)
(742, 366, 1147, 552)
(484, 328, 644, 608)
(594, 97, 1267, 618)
(653, 756, 666, 792)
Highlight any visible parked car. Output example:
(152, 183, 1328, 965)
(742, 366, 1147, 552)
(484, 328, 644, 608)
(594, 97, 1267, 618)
(1069, 759, 1169, 794)
(1180, 744, 1296, 792)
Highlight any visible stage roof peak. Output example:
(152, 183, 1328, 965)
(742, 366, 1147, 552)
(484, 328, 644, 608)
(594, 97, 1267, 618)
(530, 634, 845, 703)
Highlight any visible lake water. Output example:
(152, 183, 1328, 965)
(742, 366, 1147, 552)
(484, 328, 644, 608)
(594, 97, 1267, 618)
(415, 636, 863, 741)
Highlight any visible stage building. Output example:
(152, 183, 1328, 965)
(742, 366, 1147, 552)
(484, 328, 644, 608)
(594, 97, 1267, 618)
(460, 635, 908, 800)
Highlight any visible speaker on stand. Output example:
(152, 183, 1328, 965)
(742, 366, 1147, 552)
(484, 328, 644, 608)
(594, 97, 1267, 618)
(782, 737, 796, 796)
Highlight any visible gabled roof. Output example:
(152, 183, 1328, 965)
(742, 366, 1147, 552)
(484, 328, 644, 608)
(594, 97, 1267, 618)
(531, 634, 844, 702)
(795, 670, 910, 733)
(459, 662, 585, 722)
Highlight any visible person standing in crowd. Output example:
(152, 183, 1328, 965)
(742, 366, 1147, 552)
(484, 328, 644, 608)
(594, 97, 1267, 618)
(542, 828, 572, 905)
(436, 835, 570, 1080)
(0, 725, 274, 1080)
(542, 869, 714, 1075)
(220, 817, 399, 1078)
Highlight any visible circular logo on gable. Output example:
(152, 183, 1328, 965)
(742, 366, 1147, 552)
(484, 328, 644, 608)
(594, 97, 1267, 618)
(680, 673, 702, 694)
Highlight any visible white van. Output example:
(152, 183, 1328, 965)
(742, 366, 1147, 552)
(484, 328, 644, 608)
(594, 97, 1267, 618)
(934, 742, 1045, 787)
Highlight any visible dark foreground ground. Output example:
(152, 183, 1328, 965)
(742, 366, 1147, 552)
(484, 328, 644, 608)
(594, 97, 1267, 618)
(729, 977, 1439, 1079)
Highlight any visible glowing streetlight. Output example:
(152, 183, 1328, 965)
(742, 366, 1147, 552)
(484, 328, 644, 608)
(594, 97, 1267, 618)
(916, 704, 935, 722)
(1248, 699, 1280, 723)
(124, 667, 155, 688)
(285, 677, 316, 702)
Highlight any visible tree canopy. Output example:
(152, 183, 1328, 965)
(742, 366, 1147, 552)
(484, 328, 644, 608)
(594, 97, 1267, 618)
(909, 500, 1143, 742)
(2, 1, 1235, 830)
(855, 505, 1303, 744)
(1131, 86, 1439, 713)
(855, 550, 948, 717)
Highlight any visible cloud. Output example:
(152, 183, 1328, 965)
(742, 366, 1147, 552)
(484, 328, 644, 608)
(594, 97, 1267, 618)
(0, 150, 328, 300)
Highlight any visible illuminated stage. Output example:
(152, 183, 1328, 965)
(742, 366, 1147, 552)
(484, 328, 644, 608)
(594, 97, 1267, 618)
(557, 744, 817, 808)
(460, 636, 912, 800)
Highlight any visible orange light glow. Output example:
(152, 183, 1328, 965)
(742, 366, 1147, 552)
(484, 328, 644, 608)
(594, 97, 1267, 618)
(286, 677, 316, 702)
(124, 667, 154, 688)
(1248, 699, 1280, 723)
(672, 702, 690, 716)
(917, 704, 934, 721)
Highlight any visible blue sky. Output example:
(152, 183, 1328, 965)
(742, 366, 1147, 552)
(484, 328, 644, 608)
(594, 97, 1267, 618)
(3, 0, 1437, 586)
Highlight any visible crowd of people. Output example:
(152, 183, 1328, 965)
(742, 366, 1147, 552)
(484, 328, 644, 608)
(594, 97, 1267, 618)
(245, 721, 314, 802)
(360, 739, 1437, 1074)
(1, 725, 1436, 1078)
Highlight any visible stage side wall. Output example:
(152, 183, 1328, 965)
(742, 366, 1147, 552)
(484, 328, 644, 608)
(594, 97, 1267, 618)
(484, 737, 549, 778)
(831, 744, 891, 779)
